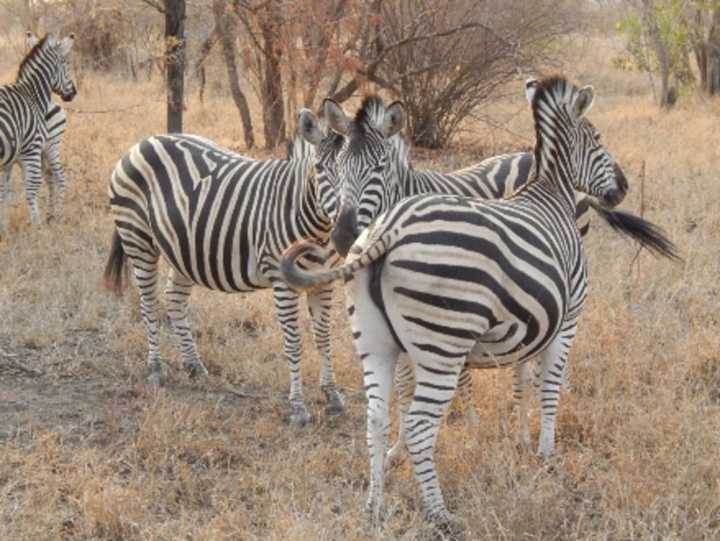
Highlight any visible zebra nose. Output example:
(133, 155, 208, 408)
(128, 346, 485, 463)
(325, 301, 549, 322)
(331, 205, 358, 258)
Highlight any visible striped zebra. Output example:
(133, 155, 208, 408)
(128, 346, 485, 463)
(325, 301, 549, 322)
(321, 93, 677, 468)
(102, 111, 344, 425)
(281, 76, 628, 530)
(0, 34, 76, 234)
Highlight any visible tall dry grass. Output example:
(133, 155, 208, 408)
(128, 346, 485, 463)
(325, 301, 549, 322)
(0, 36, 719, 540)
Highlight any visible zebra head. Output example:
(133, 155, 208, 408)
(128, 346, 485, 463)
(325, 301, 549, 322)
(323, 96, 405, 257)
(23, 33, 77, 102)
(526, 76, 627, 208)
(297, 108, 344, 223)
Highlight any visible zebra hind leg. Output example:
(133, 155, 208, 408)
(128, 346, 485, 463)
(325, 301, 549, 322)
(513, 362, 532, 450)
(307, 284, 344, 416)
(165, 270, 208, 379)
(272, 282, 311, 427)
(385, 352, 413, 470)
(121, 236, 165, 386)
(404, 357, 466, 536)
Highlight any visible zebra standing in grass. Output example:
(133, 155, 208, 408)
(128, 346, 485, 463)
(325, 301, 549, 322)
(103, 111, 345, 425)
(319, 93, 677, 467)
(281, 76, 628, 530)
(0, 34, 76, 234)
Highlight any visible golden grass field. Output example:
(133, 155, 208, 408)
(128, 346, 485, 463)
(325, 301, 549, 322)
(0, 35, 719, 539)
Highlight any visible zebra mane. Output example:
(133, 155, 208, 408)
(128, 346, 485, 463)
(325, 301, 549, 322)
(347, 95, 387, 153)
(17, 34, 50, 79)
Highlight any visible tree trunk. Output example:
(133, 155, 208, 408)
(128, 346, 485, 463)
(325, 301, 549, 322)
(703, 8, 720, 95)
(213, 0, 255, 149)
(642, 0, 673, 108)
(260, 3, 285, 149)
(164, 0, 186, 133)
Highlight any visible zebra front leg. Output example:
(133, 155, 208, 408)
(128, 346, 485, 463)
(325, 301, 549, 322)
(386, 352, 413, 470)
(537, 323, 577, 457)
(513, 362, 532, 450)
(19, 153, 43, 225)
(272, 282, 311, 426)
(165, 270, 208, 379)
(307, 283, 344, 416)
(405, 358, 465, 534)
(453, 361, 480, 430)
(43, 144, 65, 221)
(0, 167, 11, 234)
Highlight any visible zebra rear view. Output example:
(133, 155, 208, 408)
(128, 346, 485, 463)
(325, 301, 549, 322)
(104, 111, 344, 426)
(0, 33, 76, 234)
(281, 76, 627, 533)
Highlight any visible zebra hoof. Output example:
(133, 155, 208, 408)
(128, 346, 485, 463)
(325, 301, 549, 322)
(146, 367, 167, 387)
(323, 390, 345, 416)
(423, 511, 465, 540)
(290, 406, 312, 427)
(185, 361, 209, 379)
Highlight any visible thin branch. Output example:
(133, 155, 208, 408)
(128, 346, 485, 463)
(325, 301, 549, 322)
(140, 0, 166, 14)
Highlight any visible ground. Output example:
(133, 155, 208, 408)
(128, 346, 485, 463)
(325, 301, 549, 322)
(1, 35, 719, 540)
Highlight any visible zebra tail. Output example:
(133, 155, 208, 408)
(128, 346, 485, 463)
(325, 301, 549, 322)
(280, 233, 394, 290)
(590, 201, 682, 261)
(102, 229, 128, 295)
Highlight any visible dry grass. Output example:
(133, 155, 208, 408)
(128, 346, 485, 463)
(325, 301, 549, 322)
(1, 36, 719, 540)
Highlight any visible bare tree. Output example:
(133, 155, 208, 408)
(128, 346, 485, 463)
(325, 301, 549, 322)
(213, 0, 255, 149)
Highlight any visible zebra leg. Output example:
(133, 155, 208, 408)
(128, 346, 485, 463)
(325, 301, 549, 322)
(513, 362, 532, 450)
(454, 361, 480, 430)
(43, 143, 65, 220)
(165, 270, 208, 379)
(122, 243, 165, 386)
(307, 283, 344, 415)
(405, 359, 465, 533)
(362, 349, 398, 527)
(271, 282, 311, 427)
(0, 167, 10, 234)
(386, 352, 413, 469)
(537, 323, 577, 458)
(18, 153, 43, 225)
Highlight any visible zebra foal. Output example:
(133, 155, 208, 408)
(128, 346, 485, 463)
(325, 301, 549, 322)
(103, 111, 344, 425)
(281, 76, 627, 530)
(0, 33, 76, 234)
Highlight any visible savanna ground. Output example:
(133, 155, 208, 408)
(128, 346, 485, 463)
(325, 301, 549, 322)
(1, 34, 719, 540)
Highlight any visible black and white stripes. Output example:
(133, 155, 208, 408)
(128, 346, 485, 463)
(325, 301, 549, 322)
(0, 34, 75, 233)
(103, 111, 344, 425)
(280, 76, 627, 529)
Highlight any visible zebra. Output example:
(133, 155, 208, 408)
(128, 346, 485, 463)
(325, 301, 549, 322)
(280, 76, 628, 530)
(0, 34, 76, 234)
(28, 32, 71, 221)
(102, 110, 345, 426)
(321, 94, 678, 468)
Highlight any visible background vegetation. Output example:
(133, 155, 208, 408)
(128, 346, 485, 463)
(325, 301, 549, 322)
(0, 1, 718, 539)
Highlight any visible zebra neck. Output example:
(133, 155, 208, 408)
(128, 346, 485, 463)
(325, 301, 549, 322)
(16, 63, 53, 113)
(532, 148, 577, 216)
(295, 165, 333, 240)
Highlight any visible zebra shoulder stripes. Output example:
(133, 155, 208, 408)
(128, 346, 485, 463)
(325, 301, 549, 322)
(0, 34, 76, 234)
(103, 111, 344, 425)
(280, 76, 628, 531)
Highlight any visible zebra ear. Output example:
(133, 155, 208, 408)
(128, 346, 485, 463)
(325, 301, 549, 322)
(525, 78, 539, 105)
(323, 99, 349, 136)
(382, 101, 404, 138)
(26, 31, 39, 48)
(298, 109, 324, 146)
(574, 85, 595, 118)
(59, 34, 75, 55)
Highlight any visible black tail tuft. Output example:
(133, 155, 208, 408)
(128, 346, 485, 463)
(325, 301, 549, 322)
(102, 229, 128, 295)
(591, 202, 682, 261)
